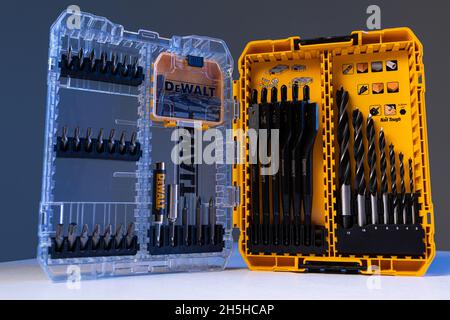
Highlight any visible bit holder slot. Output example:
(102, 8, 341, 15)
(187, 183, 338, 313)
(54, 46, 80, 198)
(49, 235, 139, 259)
(55, 136, 142, 162)
(148, 225, 225, 255)
(246, 225, 327, 255)
(59, 53, 145, 87)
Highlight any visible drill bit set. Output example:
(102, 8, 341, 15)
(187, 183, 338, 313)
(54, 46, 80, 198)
(50, 222, 139, 259)
(59, 46, 145, 86)
(55, 126, 142, 162)
(335, 88, 424, 256)
(148, 163, 224, 255)
(246, 84, 326, 255)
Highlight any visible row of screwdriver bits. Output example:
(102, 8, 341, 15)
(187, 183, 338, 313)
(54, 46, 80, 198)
(59, 47, 145, 86)
(55, 127, 142, 162)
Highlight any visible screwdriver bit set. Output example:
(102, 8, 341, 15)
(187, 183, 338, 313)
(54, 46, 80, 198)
(40, 10, 434, 279)
(234, 29, 435, 276)
(39, 10, 234, 281)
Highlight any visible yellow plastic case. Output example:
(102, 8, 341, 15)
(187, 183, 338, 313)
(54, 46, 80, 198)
(232, 28, 435, 276)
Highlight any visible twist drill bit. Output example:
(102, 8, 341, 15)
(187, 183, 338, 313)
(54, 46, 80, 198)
(92, 224, 100, 248)
(129, 132, 137, 154)
(103, 224, 112, 248)
(209, 197, 216, 245)
(97, 128, 104, 152)
(336, 88, 352, 228)
(125, 223, 135, 248)
(114, 224, 124, 247)
(85, 127, 93, 152)
(409, 158, 417, 224)
(196, 197, 203, 244)
(67, 46, 73, 67)
(112, 53, 118, 74)
(80, 224, 89, 250)
(61, 126, 68, 151)
(379, 128, 389, 224)
(100, 52, 107, 73)
(67, 223, 77, 250)
(182, 197, 189, 246)
(352, 109, 367, 227)
(122, 55, 129, 76)
(366, 115, 379, 225)
(108, 129, 116, 153)
(55, 224, 64, 251)
(119, 132, 126, 154)
(132, 57, 139, 77)
(73, 127, 81, 151)
(390, 144, 399, 224)
(399, 153, 407, 224)
(89, 48, 96, 69)
(78, 48, 84, 69)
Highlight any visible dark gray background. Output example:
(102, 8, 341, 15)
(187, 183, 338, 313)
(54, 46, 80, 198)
(0, 0, 448, 262)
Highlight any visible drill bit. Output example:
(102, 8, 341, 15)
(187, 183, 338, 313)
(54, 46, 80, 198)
(108, 129, 116, 153)
(182, 197, 189, 246)
(73, 127, 81, 151)
(96, 128, 104, 152)
(67, 46, 73, 67)
(352, 109, 367, 227)
(89, 48, 96, 69)
(125, 223, 135, 248)
(399, 153, 407, 224)
(379, 128, 389, 224)
(114, 224, 124, 248)
(85, 127, 93, 152)
(209, 197, 216, 245)
(80, 224, 89, 250)
(129, 132, 137, 154)
(409, 158, 416, 224)
(78, 48, 84, 69)
(168, 184, 179, 247)
(100, 51, 107, 73)
(55, 224, 64, 251)
(92, 224, 100, 248)
(196, 196, 202, 244)
(366, 115, 379, 225)
(336, 88, 352, 228)
(61, 126, 68, 151)
(132, 57, 139, 77)
(119, 132, 126, 154)
(390, 144, 399, 224)
(111, 53, 118, 74)
(67, 223, 77, 250)
(270, 86, 281, 245)
(122, 55, 129, 76)
(103, 224, 112, 249)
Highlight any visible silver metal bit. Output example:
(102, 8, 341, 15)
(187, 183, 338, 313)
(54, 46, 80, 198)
(122, 55, 129, 76)
(68, 223, 77, 250)
(209, 197, 216, 245)
(366, 115, 379, 224)
(100, 52, 107, 73)
(125, 223, 135, 248)
(352, 109, 367, 227)
(67, 46, 73, 66)
(196, 197, 202, 244)
(89, 48, 95, 69)
(55, 224, 64, 250)
(73, 127, 80, 151)
(61, 126, 68, 150)
(379, 128, 389, 224)
(108, 129, 116, 153)
(103, 224, 112, 248)
(78, 48, 84, 68)
(399, 153, 407, 224)
(409, 158, 416, 224)
(168, 184, 179, 247)
(114, 224, 123, 247)
(96, 128, 104, 152)
(85, 127, 93, 152)
(80, 224, 89, 249)
(119, 132, 126, 154)
(92, 224, 100, 248)
(182, 197, 189, 245)
(390, 144, 399, 224)
(132, 57, 139, 77)
(111, 53, 118, 74)
(129, 132, 137, 154)
(337, 88, 352, 228)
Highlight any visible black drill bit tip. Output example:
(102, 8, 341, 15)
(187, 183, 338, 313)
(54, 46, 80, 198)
(292, 83, 299, 101)
(271, 87, 278, 103)
(281, 85, 288, 102)
(303, 84, 310, 101)
(261, 88, 268, 103)
(352, 109, 365, 195)
(366, 115, 377, 195)
(251, 89, 258, 104)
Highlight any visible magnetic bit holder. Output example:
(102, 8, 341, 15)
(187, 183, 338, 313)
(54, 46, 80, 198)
(49, 235, 139, 259)
(59, 53, 145, 87)
(148, 225, 224, 255)
(54, 136, 142, 162)
(246, 224, 328, 256)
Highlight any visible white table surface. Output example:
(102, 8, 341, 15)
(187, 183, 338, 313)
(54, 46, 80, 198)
(0, 244, 449, 300)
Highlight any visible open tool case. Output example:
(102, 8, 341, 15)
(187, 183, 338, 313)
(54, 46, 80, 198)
(38, 10, 236, 280)
(233, 29, 435, 276)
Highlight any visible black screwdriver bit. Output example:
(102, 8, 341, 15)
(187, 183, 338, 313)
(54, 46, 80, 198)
(366, 115, 379, 224)
(103, 224, 112, 249)
(55, 224, 64, 251)
(89, 48, 96, 70)
(100, 52, 107, 73)
(108, 129, 116, 153)
(409, 158, 416, 224)
(119, 131, 126, 154)
(379, 129, 389, 224)
(390, 144, 399, 224)
(399, 153, 407, 224)
(73, 127, 81, 151)
(115, 224, 124, 247)
(129, 132, 137, 155)
(85, 127, 93, 152)
(122, 55, 129, 76)
(80, 224, 89, 250)
(97, 128, 104, 152)
(68, 223, 77, 250)
(352, 109, 366, 227)
(336, 88, 352, 228)
(78, 48, 84, 69)
(61, 126, 68, 151)
(92, 224, 100, 249)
